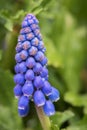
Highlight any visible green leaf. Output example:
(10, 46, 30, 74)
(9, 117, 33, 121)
(50, 110, 74, 128)
(0, 10, 10, 20)
(64, 91, 87, 110)
(0, 69, 23, 129)
(45, 8, 86, 93)
(45, 37, 62, 68)
(0, 9, 26, 31)
(31, 0, 55, 15)
(0, 0, 15, 10)
(51, 123, 59, 130)
(48, 66, 66, 95)
(62, 0, 87, 24)
(12, 10, 26, 20)
(0, 105, 23, 130)
(58, 27, 85, 92)
(66, 115, 87, 130)
(5, 20, 13, 31)
(0, 68, 14, 106)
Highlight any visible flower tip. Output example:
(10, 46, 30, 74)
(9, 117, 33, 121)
(43, 100, 55, 116)
(18, 106, 29, 117)
(48, 87, 60, 102)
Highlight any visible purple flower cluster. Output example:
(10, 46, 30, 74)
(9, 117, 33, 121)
(14, 14, 60, 117)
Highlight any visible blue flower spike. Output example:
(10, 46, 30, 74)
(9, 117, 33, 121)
(14, 13, 60, 117)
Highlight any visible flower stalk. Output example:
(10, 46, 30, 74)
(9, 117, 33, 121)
(35, 106, 51, 130)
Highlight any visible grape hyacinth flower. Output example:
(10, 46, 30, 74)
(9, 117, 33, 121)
(14, 14, 60, 117)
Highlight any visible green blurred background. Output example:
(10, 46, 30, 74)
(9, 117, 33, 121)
(0, 0, 87, 130)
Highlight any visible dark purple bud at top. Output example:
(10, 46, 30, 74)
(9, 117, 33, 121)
(27, 19, 34, 25)
(26, 14, 33, 19)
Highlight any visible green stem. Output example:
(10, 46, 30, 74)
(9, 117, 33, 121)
(35, 106, 51, 130)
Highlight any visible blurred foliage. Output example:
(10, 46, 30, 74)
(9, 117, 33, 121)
(0, 0, 87, 130)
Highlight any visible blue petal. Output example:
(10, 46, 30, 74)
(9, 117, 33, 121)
(22, 82, 34, 97)
(42, 81, 52, 96)
(15, 53, 22, 63)
(33, 90, 45, 107)
(26, 57, 35, 69)
(18, 96, 29, 109)
(34, 76, 44, 89)
(35, 51, 44, 62)
(20, 50, 28, 60)
(41, 57, 48, 66)
(31, 37, 39, 46)
(14, 64, 20, 73)
(14, 84, 22, 98)
(22, 21, 28, 28)
(19, 62, 27, 73)
(41, 67, 48, 77)
(48, 87, 60, 102)
(25, 69, 34, 81)
(33, 62, 43, 74)
(18, 105, 29, 117)
(14, 74, 25, 85)
(43, 100, 55, 116)
(29, 46, 38, 56)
